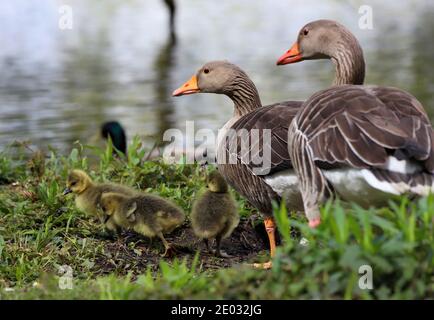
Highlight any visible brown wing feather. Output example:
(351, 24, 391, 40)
(227, 101, 302, 175)
(296, 85, 434, 172)
(218, 163, 278, 216)
(218, 101, 303, 215)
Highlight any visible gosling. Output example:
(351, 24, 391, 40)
(100, 192, 185, 256)
(63, 169, 136, 220)
(191, 170, 239, 258)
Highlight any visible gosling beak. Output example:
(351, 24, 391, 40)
(62, 188, 72, 196)
(103, 215, 110, 224)
(172, 75, 200, 96)
(276, 42, 303, 65)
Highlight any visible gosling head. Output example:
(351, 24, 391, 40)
(100, 192, 137, 225)
(207, 170, 228, 193)
(63, 170, 93, 195)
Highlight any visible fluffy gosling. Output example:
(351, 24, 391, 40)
(100, 192, 185, 256)
(191, 170, 239, 258)
(63, 169, 136, 220)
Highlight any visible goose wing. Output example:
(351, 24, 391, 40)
(222, 101, 302, 176)
(217, 101, 302, 214)
(294, 85, 433, 173)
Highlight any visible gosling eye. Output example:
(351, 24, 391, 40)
(70, 181, 77, 186)
(303, 28, 309, 36)
(203, 68, 210, 74)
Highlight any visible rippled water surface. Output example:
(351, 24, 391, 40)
(1, 0, 433, 152)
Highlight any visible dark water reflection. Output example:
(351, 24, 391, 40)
(0, 0, 433, 153)
(153, 31, 177, 143)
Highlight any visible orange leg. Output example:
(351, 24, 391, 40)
(265, 217, 276, 258)
(253, 217, 276, 269)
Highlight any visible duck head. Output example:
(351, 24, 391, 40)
(101, 121, 127, 155)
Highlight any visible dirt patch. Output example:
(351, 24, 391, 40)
(93, 214, 271, 276)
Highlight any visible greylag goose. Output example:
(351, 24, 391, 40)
(173, 61, 303, 268)
(276, 20, 434, 225)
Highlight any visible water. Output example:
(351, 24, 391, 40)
(0, 0, 433, 153)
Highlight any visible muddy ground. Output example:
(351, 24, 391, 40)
(93, 213, 278, 276)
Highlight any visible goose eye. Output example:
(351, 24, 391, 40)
(71, 182, 77, 186)
(203, 68, 210, 74)
(303, 29, 309, 36)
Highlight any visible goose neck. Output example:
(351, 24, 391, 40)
(226, 75, 262, 117)
(331, 40, 365, 85)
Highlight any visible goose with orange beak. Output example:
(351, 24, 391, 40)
(173, 75, 200, 96)
(277, 19, 365, 85)
(173, 61, 305, 269)
(275, 19, 434, 226)
(276, 42, 303, 65)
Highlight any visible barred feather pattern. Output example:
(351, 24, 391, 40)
(226, 74, 262, 116)
(289, 84, 434, 219)
(218, 101, 302, 216)
(289, 121, 332, 222)
(200, 62, 305, 217)
(332, 40, 365, 85)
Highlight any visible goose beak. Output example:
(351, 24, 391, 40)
(276, 42, 303, 65)
(172, 75, 200, 96)
(62, 187, 72, 195)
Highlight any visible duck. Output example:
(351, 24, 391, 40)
(100, 121, 165, 160)
(101, 121, 127, 155)
(63, 169, 136, 220)
(173, 61, 303, 268)
(275, 19, 434, 224)
(99, 191, 185, 256)
(191, 170, 239, 257)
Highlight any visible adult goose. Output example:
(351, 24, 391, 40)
(276, 20, 434, 223)
(173, 61, 303, 268)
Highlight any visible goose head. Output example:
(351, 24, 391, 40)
(172, 61, 247, 96)
(277, 19, 358, 64)
(276, 19, 365, 85)
(172, 61, 262, 115)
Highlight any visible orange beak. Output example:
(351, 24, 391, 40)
(276, 42, 303, 65)
(172, 75, 200, 96)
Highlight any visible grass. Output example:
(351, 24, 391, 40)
(0, 138, 433, 300)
